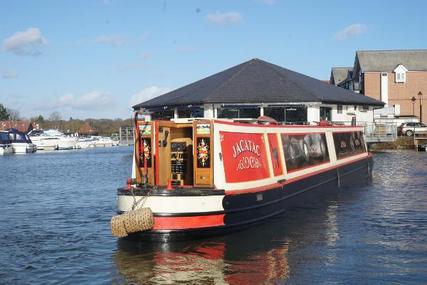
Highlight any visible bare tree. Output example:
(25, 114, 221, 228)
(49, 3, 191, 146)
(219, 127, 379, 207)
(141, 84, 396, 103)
(48, 111, 62, 122)
(6, 108, 20, 120)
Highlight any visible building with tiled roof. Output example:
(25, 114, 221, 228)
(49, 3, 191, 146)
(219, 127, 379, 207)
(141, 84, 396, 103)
(135, 58, 383, 125)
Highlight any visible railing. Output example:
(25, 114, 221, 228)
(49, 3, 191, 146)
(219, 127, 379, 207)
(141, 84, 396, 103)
(332, 121, 398, 143)
(363, 122, 397, 143)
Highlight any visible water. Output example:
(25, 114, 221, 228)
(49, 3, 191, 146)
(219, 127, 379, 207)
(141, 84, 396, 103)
(1, 149, 427, 284)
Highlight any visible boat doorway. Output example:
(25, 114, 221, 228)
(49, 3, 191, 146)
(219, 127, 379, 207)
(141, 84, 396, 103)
(157, 124, 193, 187)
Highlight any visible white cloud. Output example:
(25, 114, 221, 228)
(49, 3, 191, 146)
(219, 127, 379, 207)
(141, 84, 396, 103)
(335, 23, 368, 41)
(53, 91, 113, 110)
(206, 11, 242, 26)
(95, 35, 124, 47)
(3, 27, 47, 56)
(130, 86, 171, 106)
(0, 68, 18, 79)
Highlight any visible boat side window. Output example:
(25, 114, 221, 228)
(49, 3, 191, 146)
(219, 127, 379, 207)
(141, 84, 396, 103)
(281, 133, 329, 172)
(15, 133, 24, 142)
(333, 131, 366, 159)
(0, 133, 10, 143)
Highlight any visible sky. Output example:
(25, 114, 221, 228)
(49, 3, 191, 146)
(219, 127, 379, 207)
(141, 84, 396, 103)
(1, 0, 426, 119)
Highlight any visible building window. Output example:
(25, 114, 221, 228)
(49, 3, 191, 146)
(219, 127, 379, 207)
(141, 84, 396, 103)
(151, 109, 174, 120)
(395, 72, 406, 83)
(337, 104, 343, 114)
(264, 107, 285, 122)
(394, 64, 408, 83)
(217, 107, 260, 119)
(217, 108, 239, 119)
(320, 107, 332, 121)
(285, 106, 307, 124)
(239, 108, 260, 118)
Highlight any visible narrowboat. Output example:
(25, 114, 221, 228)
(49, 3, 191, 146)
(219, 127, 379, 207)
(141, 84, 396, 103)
(111, 116, 372, 241)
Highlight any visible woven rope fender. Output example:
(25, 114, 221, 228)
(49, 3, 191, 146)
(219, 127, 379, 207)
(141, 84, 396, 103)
(110, 207, 154, 238)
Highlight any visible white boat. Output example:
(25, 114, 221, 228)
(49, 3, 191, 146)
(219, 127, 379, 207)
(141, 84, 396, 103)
(0, 131, 13, 155)
(76, 137, 97, 149)
(92, 136, 115, 147)
(43, 129, 78, 150)
(27, 129, 60, 151)
(6, 128, 36, 154)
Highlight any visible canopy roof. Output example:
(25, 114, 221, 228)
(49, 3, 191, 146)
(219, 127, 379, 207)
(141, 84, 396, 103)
(134, 58, 384, 110)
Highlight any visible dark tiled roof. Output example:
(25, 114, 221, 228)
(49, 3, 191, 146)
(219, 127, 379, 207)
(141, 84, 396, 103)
(134, 59, 384, 109)
(357, 49, 427, 72)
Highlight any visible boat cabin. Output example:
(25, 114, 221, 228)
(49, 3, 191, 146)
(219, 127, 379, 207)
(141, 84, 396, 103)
(132, 117, 367, 192)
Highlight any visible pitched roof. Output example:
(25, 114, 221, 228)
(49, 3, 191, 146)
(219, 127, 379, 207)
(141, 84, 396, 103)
(134, 58, 384, 109)
(0, 120, 34, 133)
(356, 49, 427, 72)
(330, 67, 353, 85)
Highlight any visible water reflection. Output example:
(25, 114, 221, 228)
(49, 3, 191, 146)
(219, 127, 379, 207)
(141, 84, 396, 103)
(112, 183, 373, 284)
(114, 221, 292, 284)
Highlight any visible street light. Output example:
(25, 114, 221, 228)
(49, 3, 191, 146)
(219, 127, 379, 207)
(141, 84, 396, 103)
(418, 91, 423, 122)
(411, 96, 416, 116)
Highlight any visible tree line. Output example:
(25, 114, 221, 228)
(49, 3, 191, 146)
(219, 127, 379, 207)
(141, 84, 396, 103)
(0, 103, 132, 136)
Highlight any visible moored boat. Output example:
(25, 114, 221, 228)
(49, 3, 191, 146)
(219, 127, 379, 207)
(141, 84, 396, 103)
(0, 131, 13, 155)
(6, 128, 36, 154)
(27, 129, 60, 151)
(111, 116, 372, 241)
(42, 129, 77, 150)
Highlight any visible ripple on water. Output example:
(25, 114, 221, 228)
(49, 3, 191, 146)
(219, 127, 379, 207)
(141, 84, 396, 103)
(1, 149, 427, 284)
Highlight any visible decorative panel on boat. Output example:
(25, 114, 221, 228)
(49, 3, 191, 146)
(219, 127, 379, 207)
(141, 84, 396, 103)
(194, 120, 213, 187)
(196, 138, 210, 168)
(139, 138, 152, 167)
(267, 133, 283, 176)
(281, 133, 329, 172)
(220, 131, 270, 183)
(333, 131, 366, 159)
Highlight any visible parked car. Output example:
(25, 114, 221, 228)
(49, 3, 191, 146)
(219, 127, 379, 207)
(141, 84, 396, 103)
(398, 122, 427, 136)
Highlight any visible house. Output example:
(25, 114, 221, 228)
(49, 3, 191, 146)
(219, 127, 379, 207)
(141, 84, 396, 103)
(330, 67, 354, 91)
(134, 58, 383, 125)
(0, 120, 35, 133)
(333, 49, 427, 124)
(77, 122, 98, 136)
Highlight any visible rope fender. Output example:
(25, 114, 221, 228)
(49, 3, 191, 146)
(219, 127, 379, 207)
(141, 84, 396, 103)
(111, 207, 154, 238)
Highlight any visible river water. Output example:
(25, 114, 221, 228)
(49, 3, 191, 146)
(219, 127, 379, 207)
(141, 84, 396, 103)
(0, 148, 426, 284)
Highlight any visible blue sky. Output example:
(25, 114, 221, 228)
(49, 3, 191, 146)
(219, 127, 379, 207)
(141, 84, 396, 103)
(1, 0, 426, 119)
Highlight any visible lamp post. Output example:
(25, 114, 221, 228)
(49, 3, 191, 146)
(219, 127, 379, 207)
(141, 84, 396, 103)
(418, 91, 423, 123)
(411, 96, 416, 116)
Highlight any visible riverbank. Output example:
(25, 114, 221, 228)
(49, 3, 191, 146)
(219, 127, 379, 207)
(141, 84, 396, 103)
(368, 136, 416, 151)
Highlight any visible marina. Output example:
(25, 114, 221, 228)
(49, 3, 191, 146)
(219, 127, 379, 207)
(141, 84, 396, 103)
(1, 2, 426, 283)
(0, 148, 426, 284)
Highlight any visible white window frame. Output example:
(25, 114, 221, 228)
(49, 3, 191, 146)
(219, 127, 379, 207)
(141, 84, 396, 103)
(394, 64, 408, 83)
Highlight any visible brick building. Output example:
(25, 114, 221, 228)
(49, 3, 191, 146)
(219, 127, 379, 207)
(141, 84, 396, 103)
(331, 49, 427, 124)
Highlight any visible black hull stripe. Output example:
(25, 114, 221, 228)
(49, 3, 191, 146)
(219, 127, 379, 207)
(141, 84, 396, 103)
(119, 157, 372, 240)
